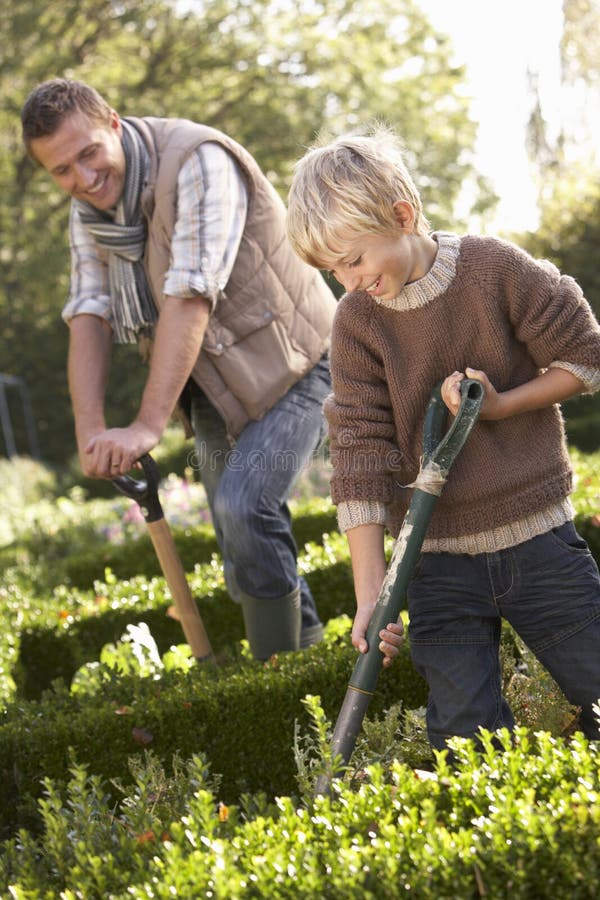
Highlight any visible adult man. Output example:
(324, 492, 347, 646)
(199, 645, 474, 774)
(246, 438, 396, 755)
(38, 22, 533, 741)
(21, 79, 336, 660)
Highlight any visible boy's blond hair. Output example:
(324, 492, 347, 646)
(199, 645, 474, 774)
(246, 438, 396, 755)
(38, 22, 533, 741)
(286, 124, 430, 269)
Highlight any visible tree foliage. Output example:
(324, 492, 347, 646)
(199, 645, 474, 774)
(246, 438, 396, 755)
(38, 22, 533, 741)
(561, 0, 600, 85)
(1, 0, 489, 463)
(520, 0, 600, 450)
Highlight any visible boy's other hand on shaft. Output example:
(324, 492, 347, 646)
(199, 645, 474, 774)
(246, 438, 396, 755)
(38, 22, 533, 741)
(379, 620, 405, 668)
(352, 607, 404, 669)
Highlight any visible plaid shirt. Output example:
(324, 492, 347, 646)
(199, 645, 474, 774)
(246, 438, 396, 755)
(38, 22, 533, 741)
(63, 141, 248, 326)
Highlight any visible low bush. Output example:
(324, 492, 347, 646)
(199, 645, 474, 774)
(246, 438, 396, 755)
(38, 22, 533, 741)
(0, 607, 579, 846)
(0, 447, 598, 897)
(0, 477, 336, 593)
(10, 533, 354, 700)
(57, 504, 337, 590)
(2, 727, 600, 898)
(0, 627, 427, 841)
(0, 456, 59, 548)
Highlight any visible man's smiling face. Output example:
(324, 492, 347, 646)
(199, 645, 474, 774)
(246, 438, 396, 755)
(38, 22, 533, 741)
(30, 108, 126, 210)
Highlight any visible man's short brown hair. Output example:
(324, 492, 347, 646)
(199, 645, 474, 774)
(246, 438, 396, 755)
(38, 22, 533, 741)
(21, 78, 113, 159)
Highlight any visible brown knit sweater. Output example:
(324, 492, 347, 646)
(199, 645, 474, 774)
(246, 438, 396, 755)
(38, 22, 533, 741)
(325, 233, 600, 553)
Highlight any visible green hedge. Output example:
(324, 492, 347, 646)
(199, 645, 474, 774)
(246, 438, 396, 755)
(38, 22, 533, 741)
(2, 728, 600, 898)
(0, 637, 427, 842)
(56, 506, 338, 589)
(0, 501, 337, 591)
(0, 452, 599, 897)
(11, 534, 354, 701)
(8, 509, 598, 704)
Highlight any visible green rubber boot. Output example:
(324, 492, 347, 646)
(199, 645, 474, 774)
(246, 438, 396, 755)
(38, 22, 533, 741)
(300, 622, 324, 648)
(239, 585, 302, 661)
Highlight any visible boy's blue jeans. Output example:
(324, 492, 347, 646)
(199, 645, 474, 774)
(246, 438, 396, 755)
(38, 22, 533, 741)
(407, 521, 600, 748)
(189, 356, 331, 642)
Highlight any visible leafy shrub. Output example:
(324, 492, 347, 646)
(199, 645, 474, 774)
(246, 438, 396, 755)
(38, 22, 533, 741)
(2, 728, 600, 899)
(11, 533, 353, 701)
(571, 448, 600, 563)
(56, 504, 337, 590)
(0, 626, 427, 841)
(571, 448, 600, 518)
(0, 449, 599, 896)
(0, 482, 335, 592)
(0, 606, 582, 846)
(0, 456, 58, 546)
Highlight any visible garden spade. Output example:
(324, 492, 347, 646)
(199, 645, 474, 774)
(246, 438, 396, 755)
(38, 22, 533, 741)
(113, 453, 214, 662)
(316, 378, 484, 795)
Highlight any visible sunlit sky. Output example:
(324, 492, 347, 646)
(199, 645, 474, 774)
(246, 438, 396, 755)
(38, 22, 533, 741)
(418, 0, 564, 234)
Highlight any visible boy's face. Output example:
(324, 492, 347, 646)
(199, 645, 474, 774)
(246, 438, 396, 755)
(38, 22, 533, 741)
(29, 109, 126, 211)
(329, 231, 420, 301)
(327, 201, 432, 301)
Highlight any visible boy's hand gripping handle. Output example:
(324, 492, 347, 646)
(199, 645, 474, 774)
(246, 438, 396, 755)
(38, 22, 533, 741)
(316, 379, 484, 794)
(113, 454, 214, 662)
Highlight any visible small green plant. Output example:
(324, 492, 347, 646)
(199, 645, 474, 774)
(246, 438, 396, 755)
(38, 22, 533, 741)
(504, 635, 580, 736)
(354, 703, 434, 773)
(70, 622, 191, 696)
(110, 751, 222, 841)
(293, 693, 343, 802)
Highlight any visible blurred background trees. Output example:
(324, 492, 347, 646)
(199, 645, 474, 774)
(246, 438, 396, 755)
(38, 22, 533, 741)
(521, 0, 600, 450)
(1, 0, 598, 465)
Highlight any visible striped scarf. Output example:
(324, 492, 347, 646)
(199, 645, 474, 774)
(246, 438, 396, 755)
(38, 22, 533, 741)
(75, 119, 157, 343)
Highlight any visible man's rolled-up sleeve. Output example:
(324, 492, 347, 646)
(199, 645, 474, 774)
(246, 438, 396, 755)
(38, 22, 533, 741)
(62, 204, 113, 327)
(163, 143, 248, 310)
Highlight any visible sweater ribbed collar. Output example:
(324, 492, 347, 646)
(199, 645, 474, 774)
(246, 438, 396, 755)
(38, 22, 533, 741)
(375, 231, 461, 311)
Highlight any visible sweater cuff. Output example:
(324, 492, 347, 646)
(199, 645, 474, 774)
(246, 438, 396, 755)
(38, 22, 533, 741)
(549, 360, 600, 394)
(337, 499, 387, 533)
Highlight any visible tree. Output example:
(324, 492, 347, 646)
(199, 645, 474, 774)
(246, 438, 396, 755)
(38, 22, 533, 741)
(561, 0, 600, 85)
(1, 0, 492, 464)
(520, 0, 600, 450)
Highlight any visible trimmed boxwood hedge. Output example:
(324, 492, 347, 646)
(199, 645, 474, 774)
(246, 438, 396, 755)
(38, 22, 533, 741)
(13, 544, 355, 701)
(55, 506, 337, 588)
(1, 451, 599, 897)
(0, 637, 427, 842)
(2, 729, 600, 898)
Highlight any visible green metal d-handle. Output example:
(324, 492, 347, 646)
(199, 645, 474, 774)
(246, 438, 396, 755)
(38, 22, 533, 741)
(316, 378, 484, 793)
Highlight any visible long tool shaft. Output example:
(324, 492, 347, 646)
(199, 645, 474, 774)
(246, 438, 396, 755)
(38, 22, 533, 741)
(316, 379, 484, 794)
(146, 517, 213, 661)
(113, 454, 214, 663)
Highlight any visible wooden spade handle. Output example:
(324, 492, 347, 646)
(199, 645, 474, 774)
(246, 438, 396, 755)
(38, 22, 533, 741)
(113, 454, 214, 662)
(146, 517, 214, 661)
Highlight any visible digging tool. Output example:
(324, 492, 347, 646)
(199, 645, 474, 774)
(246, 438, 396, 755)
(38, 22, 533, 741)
(316, 378, 484, 795)
(113, 453, 214, 662)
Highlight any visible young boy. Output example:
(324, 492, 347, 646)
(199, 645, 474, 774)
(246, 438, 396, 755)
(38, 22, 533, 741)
(286, 125, 600, 749)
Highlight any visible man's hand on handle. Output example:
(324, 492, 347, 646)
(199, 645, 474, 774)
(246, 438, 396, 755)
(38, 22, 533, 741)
(83, 420, 162, 479)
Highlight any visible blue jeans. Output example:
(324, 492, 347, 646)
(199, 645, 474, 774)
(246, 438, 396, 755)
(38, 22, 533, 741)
(407, 522, 600, 749)
(189, 356, 330, 632)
